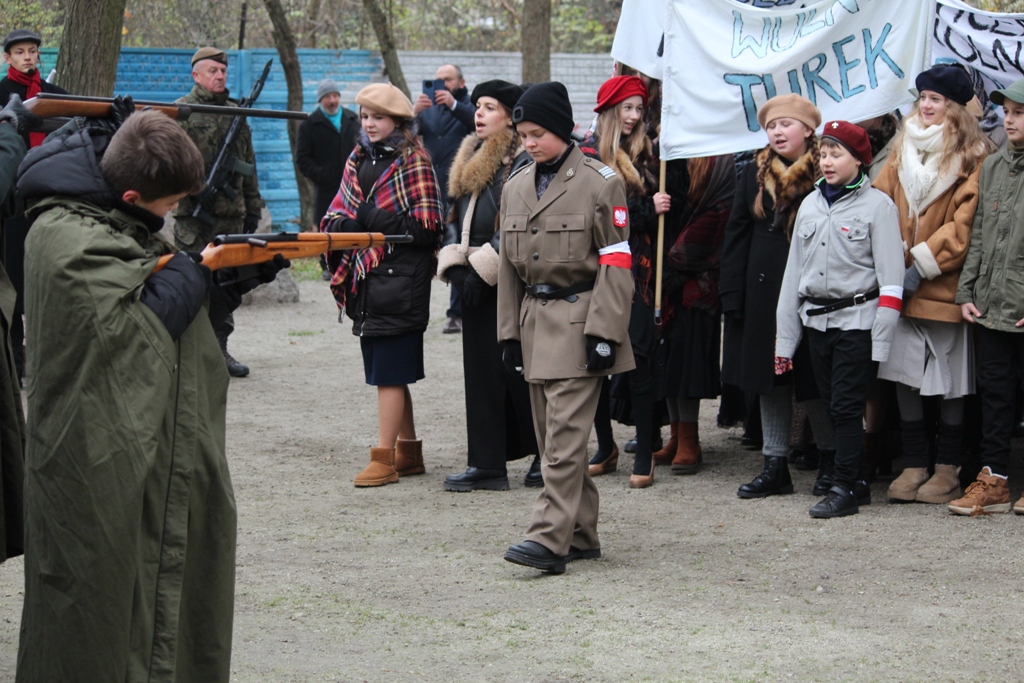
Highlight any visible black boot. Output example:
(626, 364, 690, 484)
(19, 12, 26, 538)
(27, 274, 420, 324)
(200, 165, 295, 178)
(790, 445, 819, 471)
(216, 328, 249, 378)
(444, 467, 510, 492)
(812, 449, 835, 496)
(523, 455, 543, 488)
(737, 456, 794, 498)
(809, 485, 859, 518)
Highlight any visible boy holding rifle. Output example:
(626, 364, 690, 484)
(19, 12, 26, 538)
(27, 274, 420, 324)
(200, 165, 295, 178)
(13, 109, 287, 682)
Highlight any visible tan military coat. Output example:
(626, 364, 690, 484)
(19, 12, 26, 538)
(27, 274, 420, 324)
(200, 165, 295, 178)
(497, 145, 635, 381)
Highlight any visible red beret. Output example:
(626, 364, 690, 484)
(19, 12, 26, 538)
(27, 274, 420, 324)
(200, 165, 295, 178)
(595, 76, 648, 113)
(822, 120, 873, 167)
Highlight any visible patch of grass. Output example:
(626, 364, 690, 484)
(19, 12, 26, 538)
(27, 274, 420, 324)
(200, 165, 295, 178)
(290, 257, 325, 282)
(287, 329, 324, 337)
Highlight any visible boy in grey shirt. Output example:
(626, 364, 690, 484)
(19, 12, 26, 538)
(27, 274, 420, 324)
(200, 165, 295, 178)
(776, 120, 904, 518)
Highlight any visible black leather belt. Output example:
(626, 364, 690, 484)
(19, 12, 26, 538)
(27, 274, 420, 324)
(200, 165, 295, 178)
(805, 288, 879, 316)
(524, 280, 595, 303)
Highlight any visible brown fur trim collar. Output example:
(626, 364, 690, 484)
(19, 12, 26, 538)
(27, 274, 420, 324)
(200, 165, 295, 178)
(757, 147, 818, 235)
(610, 148, 645, 196)
(447, 128, 517, 200)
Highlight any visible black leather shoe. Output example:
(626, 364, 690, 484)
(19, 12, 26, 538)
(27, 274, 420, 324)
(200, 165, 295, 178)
(566, 546, 601, 562)
(812, 449, 835, 496)
(504, 540, 566, 574)
(809, 486, 859, 518)
(737, 456, 794, 498)
(524, 455, 543, 488)
(443, 467, 510, 492)
(790, 447, 819, 471)
(854, 479, 871, 505)
(624, 436, 637, 453)
(224, 352, 250, 378)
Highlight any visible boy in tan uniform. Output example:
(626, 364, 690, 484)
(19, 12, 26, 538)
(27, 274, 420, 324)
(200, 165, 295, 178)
(497, 82, 634, 574)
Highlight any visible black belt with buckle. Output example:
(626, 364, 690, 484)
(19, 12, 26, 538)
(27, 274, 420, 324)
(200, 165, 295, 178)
(805, 288, 879, 316)
(524, 280, 595, 303)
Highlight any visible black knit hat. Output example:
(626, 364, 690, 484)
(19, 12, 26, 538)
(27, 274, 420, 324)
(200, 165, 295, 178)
(915, 65, 974, 106)
(471, 80, 524, 113)
(3, 29, 41, 53)
(512, 82, 575, 144)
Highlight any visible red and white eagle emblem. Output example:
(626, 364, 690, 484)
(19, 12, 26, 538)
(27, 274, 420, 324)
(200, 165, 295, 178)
(613, 206, 628, 228)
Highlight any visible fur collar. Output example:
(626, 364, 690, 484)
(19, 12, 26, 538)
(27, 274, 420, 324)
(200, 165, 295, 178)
(757, 147, 818, 235)
(447, 128, 517, 200)
(611, 147, 645, 196)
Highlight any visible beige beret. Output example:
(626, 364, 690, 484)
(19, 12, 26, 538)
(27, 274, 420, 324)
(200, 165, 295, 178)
(355, 83, 414, 120)
(191, 47, 227, 67)
(756, 94, 821, 131)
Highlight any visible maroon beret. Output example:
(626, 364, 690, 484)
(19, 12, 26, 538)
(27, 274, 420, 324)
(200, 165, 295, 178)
(822, 120, 872, 167)
(594, 76, 648, 113)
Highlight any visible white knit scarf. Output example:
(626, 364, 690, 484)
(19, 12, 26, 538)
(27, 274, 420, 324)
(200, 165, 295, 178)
(897, 116, 959, 217)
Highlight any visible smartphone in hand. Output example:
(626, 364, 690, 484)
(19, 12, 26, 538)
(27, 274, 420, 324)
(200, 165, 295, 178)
(423, 78, 446, 102)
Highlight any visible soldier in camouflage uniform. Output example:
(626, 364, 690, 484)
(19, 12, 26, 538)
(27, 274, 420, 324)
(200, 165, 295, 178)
(174, 46, 264, 377)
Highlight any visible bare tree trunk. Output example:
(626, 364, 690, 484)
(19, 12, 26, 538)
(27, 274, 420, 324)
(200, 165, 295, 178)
(521, 0, 551, 83)
(306, 0, 322, 47)
(55, 0, 127, 96)
(262, 0, 316, 231)
(362, 0, 409, 99)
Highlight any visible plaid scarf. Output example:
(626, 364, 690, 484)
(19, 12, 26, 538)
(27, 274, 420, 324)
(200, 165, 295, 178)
(322, 141, 443, 312)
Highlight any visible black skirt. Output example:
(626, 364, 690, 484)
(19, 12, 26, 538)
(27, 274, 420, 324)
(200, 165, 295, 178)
(360, 331, 425, 386)
(659, 307, 722, 401)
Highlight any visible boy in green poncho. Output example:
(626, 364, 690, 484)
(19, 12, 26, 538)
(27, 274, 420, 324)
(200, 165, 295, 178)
(14, 109, 286, 683)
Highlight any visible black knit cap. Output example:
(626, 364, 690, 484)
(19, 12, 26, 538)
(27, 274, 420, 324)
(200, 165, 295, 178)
(471, 79, 524, 113)
(915, 64, 974, 106)
(3, 29, 41, 53)
(512, 81, 575, 144)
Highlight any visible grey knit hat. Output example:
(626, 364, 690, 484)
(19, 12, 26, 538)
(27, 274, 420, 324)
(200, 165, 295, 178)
(316, 79, 340, 102)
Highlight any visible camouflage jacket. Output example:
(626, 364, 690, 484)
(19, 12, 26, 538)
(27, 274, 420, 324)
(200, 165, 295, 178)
(173, 84, 264, 228)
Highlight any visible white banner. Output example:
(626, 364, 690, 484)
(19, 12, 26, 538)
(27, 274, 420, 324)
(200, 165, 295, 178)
(660, 0, 933, 158)
(934, 0, 1024, 96)
(609, 0, 664, 79)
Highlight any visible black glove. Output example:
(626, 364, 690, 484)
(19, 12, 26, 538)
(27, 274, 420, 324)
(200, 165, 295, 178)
(355, 202, 376, 228)
(326, 216, 362, 233)
(0, 94, 42, 135)
(84, 95, 134, 135)
(236, 253, 291, 295)
(461, 270, 489, 309)
(243, 213, 261, 235)
(502, 340, 524, 376)
(585, 335, 616, 372)
(903, 265, 923, 296)
(140, 251, 210, 340)
(446, 265, 470, 294)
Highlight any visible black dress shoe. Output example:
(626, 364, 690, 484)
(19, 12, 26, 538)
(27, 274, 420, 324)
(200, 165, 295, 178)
(504, 540, 566, 574)
(737, 456, 794, 498)
(809, 486, 859, 518)
(854, 479, 871, 505)
(566, 546, 601, 562)
(624, 436, 637, 453)
(443, 467, 510, 492)
(524, 455, 543, 488)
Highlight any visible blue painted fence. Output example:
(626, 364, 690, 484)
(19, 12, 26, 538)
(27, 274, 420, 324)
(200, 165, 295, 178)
(40, 47, 384, 231)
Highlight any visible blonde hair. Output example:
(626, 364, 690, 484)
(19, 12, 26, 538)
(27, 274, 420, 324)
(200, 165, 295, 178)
(594, 102, 651, 194)
(890, 97, 990, 176)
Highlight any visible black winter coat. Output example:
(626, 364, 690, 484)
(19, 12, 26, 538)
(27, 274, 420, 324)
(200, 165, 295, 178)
(296, 107, 359, 223)
(417, 87, 474, 205)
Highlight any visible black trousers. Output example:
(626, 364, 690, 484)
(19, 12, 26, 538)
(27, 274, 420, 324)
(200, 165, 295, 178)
(806, 328, 873, 490)
(974, 325, 1024, 476)
(461, 285, 537, 469)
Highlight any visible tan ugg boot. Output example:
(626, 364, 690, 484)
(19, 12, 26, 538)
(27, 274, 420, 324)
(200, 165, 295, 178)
(354, 447, 399, 487)
(916, 465, 962, 504)
(887, 467, 930, 502)
(395, 438, 425, 476)
(671, 422, 702, 475)
(652, 421, 679, 465)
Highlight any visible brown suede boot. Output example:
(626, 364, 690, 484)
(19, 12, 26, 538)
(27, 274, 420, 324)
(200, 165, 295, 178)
(653, 421, 679, 465)
(886, 467, 930, 503)
(395, 438, 425, 476)
(354, 447, 399, 487)
(671, 422, 702, 475)
(916, 465, 962, 504)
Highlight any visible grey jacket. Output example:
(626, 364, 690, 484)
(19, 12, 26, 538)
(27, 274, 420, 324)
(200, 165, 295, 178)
(776, 176, 905, 361)
(956, 146, 1024, 332)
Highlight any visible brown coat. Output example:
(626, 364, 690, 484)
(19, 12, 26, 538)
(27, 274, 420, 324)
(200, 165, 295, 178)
(497, 145, 635, 380)
(872, 154, 985, 323)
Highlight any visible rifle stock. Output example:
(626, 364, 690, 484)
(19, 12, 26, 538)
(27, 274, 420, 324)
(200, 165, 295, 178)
(151, 232, 413, 275)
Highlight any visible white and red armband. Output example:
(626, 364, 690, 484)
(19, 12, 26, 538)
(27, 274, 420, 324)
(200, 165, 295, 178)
(598, 241, 631, 269)
(878, 285, 903, 312)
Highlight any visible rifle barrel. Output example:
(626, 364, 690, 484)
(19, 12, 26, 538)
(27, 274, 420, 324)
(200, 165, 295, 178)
(31, 93, 308, 120)
(213, 232, 414, 246)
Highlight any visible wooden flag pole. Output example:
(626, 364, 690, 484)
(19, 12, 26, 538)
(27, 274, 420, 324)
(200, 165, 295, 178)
(653, 158, 667, 326)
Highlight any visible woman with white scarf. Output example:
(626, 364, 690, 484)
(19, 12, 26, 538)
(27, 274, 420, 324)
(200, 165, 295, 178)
(872, 64, 991, 505)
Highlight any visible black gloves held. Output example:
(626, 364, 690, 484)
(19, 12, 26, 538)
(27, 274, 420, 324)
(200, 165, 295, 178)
(84, 95, 134, 135)
(502, 340, 524, 376)
(243, 212, 261, 235)
(0, 95, 42, 135)
(326, 216, 362, 233)
(585, 335, 616, 372)
(461, 270, 489, 309)
(446, 265, 470, 294)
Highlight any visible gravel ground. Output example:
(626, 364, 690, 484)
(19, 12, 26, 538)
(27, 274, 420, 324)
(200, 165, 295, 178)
(0, 267, 1021, 683)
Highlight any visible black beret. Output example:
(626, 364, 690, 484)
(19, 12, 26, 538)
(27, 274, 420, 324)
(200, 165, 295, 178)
(3, 29, 42, 53)
(471, 80, 524, 113)
(916, 65, 974, 107)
